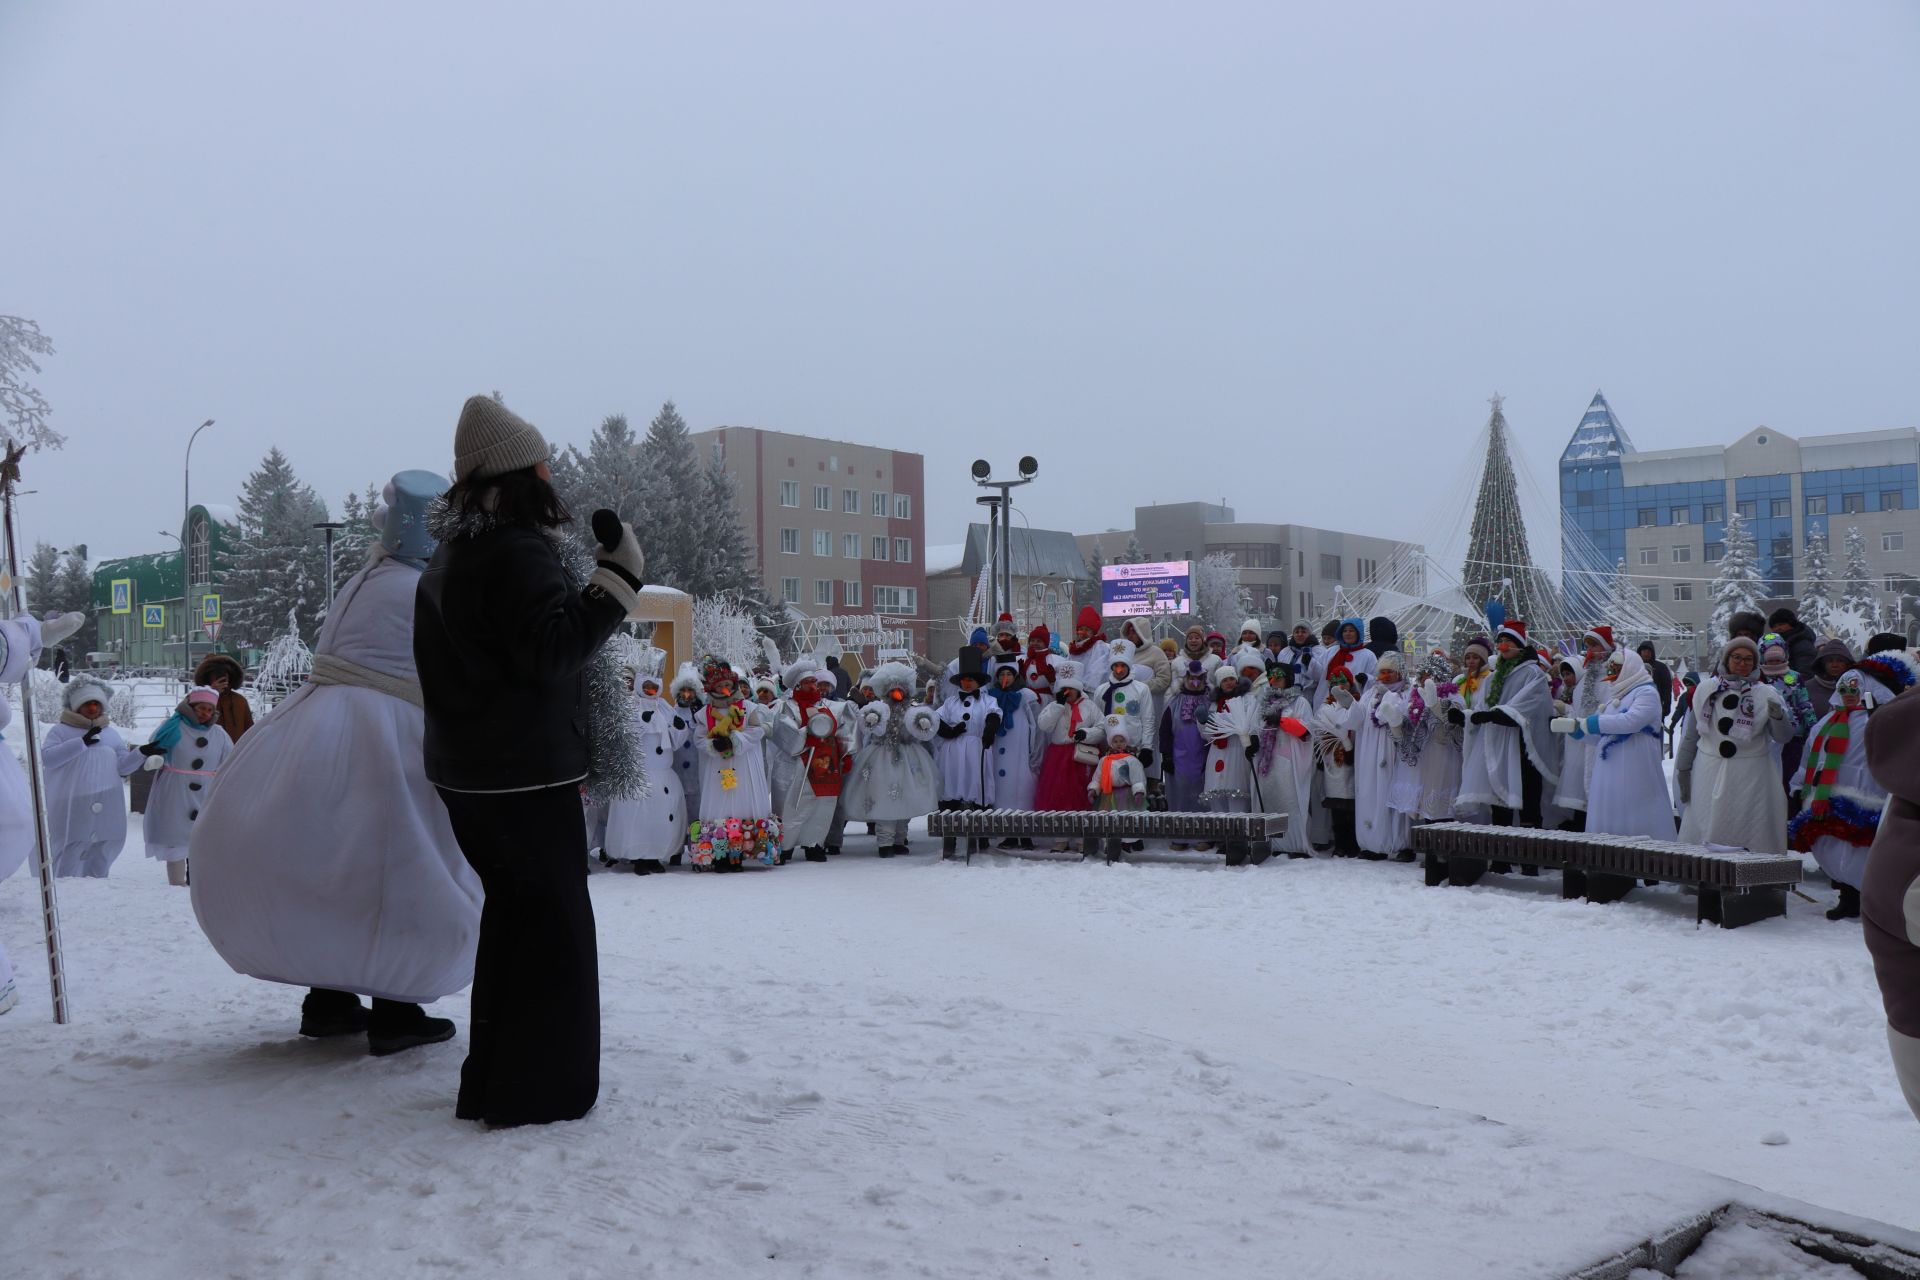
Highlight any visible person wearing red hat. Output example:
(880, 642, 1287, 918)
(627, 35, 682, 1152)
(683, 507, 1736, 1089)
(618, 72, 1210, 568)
(1457, 620, 1562, 830)
(1067, 606, 1111, 691)
(1020, 625, 1058, 702)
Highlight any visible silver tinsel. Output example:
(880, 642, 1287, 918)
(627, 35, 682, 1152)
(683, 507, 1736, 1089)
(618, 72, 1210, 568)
(425, 498, 646, 804)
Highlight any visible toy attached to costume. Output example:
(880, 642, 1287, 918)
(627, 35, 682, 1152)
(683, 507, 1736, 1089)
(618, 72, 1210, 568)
(604, 651, 690, 874)
(687, 660, 779, 871)
(43, 678, 145, 878)
(840, 661, 940, 856)
(139, 687, 233, 884)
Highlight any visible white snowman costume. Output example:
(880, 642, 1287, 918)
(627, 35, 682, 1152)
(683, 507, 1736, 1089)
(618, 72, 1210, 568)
(43, 678, 144, 878)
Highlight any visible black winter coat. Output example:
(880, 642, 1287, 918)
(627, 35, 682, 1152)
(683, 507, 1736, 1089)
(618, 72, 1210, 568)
(415, 524, 626, 792)
(1782, 625, 1818, 681)
(1644, 657, 1674, 722)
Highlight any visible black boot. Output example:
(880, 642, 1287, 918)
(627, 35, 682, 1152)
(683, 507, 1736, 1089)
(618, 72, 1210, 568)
(824, 845, 842, 856)
(635, 859, 665, 875)
(805, 846, 828, 863)
(367, 999, 457, 1057)
(1827, 884, 1861, 921)
(300, 987, 368, 1039)
(877, 845, 896, 858)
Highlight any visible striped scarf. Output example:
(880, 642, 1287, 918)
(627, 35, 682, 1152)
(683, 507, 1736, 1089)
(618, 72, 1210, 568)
(1800, 710, 1853, 815)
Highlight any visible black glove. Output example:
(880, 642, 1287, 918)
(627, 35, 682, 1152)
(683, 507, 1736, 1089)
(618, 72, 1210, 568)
(936, 721, 966, 739)
(138, 742, 167, 757)
(711, 733, 733, 755)
(1136, 748, 1154, 768)
(82, 727, 102, 747)
(640, 709, 654, 723)
(980, 728, 998, 748)
(1244, 741, 1260, 760)
(1468, 710, 1492, 726)
(1072, 728, 1089, 743)
(1446, 707, 1466, 726)
(983, 712, 1002, 741)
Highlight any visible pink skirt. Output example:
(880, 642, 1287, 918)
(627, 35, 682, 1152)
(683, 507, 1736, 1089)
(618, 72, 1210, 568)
(1033, 743, 1092, 811)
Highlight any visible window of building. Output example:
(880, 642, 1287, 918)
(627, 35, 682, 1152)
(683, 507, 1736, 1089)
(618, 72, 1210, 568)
(187, 513, 211, 586)
(893, 537, 912, 563)
(779, 481, 799, 507)
(1640, 585, 1660, 602)
(1356, 558, 1377, 583)
(1671, 545, 1691, 563)
(1887, 573, 1920, 595)
(1673, 583, 1693, 602)
(872, 491, 888, 517)
(1319, 553, 1341, 580)
(813, 484, 831, 511)
(1670, 507, 1690, 525)
(1703, 503, 1724, 523)
(843, 532, 861, 559)
(1736, 500, 1756, 520)
(1883, 490, 1905, 511)
(1886, 531, 1906, 553)
(1638, 547, 1658, 566)
(844, 580, 862, 607)
(1772, 536, 1793, 559)
(893, 494, 911, 519)
(842, 488, 860, 514)
(814, 579, 833, 606)
(812, 529, 831, 556)
(1842, 493, 1865, 514)
(1637, 507, 1657, 528)
(1704, 542, 1725, 562)
(1297, 550, 1305, 576)
(780, 577, 800, 604)
(872, 536, 890, 561)
(1806, 496, 1828, 516)
(873, 586, 917, 615)
(1770, 497, 1790, 518)
(828, 455, 839, 472)
(779, 528, 799, 554)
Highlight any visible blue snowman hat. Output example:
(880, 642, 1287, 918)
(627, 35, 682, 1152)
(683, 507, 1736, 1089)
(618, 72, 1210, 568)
(376, 470, 444, 562)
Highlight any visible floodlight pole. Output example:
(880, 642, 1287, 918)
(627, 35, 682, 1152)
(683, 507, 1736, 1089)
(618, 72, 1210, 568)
(970, 458, 1038, 630)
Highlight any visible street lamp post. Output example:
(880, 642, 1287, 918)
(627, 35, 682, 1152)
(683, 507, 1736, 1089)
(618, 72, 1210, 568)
(182, 419, 214, 680)
(969, 457, 1038, 624)
(313, 521, 347, 614)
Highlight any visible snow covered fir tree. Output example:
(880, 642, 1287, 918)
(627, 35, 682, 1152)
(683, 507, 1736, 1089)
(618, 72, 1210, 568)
(1707, 508, 1766, 638)
(222, 448, 332, 648)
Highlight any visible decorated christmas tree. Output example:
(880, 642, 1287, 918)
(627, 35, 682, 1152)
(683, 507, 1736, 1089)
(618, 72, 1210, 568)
(1455, 395, 1558, 647)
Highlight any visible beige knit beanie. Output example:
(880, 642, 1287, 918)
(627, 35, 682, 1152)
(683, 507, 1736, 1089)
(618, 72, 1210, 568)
(453, 394, 550, 482)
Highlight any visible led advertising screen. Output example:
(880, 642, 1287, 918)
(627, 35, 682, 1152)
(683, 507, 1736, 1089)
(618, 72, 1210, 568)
(1099, 560, 1193, 617)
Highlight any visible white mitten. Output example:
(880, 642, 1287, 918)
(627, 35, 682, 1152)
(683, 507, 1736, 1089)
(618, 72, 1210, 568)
(587, 520, 647, 617)
(1549, 717, 1577, 735)
(860, 703, 887, 733)
(41, 611, 85, 648)
(142, 754, 166, 772)
(1332, 687, 1354, 709)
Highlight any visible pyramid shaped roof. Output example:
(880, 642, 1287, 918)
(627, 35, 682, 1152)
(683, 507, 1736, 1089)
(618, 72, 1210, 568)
(1559, 390, 1635, 463)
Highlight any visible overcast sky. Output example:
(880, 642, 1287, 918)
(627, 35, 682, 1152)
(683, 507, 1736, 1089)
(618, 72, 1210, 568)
(4, 1, 1916, 570)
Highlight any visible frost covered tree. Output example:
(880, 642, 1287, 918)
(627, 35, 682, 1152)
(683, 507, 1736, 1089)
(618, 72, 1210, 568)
(1800, 522, 1834, 637)
(1192, 551, 1250, 633)
(692, 592, 764, 673)
(545, 441, 588, 519)
(1120, 533, 1147, 565)
(695, 458, 764, 609)
(1708, 509, 1766, 639)
(24, 540, 61, 615)
(0, 314, 63, 452)
(1080, 537, 1106, 612)
(567, 413, 646, 529)
(633, 401, 706, 592)
(328, 483, 381, 605)
(1841, 525, 1877, 619)
(224, 449, 330, 647)
(52, 545, 94, 654)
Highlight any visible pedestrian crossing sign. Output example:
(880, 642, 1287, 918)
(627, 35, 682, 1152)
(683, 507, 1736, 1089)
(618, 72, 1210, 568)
(143, 604, 164, 629)
(201, 594, 221, 623)
(111, 579, 132, 615)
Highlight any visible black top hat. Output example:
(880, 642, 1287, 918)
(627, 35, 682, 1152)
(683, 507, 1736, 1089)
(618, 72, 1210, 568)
(951, 646, 990, 686)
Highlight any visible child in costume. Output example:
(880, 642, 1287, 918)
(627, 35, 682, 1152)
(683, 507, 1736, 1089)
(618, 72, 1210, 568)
(1088, 715, 1149, 812)
(840, 661, 940, 857)
(139, 687, 232, 885)
(688, 661, 778, 871)
(604, 653, 691, 874)
(43, 679, 144, 878)
(1791, 656, 1907, 920)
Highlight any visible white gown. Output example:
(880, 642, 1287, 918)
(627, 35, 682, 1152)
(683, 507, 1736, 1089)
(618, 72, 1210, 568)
(43, 721, 142, 878)
(777, 699, 854, 851)
(1676, 676, 1793, 853)
(1347, 683, 1413, 856)
(189, 555, 483, 1003)
(935, 690, 997, 806)
(694, 704, 774, 824)
(985, 688, 1041, 811)
(1582, 677, 1673, 841)
(0, 616, 43, 885)
(604, 694, 690, 860)
(142, 714, 233, 862)
(1256, 688, 1317, 852)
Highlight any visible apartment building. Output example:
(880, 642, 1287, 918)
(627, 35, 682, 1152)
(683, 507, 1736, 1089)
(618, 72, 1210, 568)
(691, 426, 927, 652)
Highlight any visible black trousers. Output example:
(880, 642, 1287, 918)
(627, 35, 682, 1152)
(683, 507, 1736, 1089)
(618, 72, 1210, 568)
(437, 784, 600, 1127)
(1488, 753, 1545, 829)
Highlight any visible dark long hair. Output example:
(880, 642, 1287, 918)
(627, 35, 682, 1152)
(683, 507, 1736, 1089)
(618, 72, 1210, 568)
(444, 464, 572, 530)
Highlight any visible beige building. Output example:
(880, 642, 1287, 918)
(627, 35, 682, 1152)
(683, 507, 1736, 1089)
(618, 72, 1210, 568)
(924, 523, 1093, 663)
(691, 426, 927, 654)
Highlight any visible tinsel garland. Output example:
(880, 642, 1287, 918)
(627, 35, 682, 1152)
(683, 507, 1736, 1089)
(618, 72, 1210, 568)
(425, 498, 646, 803)
(1598, 724, 1659, 761)
(1798, 710, 1853, 812)
(1788, 791, 1883, 853)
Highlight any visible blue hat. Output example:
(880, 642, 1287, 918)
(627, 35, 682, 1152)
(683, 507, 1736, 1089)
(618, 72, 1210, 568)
(377, 470, 444, 562)
(970, 626, 990, 646)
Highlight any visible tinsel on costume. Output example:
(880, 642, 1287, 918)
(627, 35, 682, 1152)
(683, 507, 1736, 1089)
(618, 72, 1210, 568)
(685, 815, 781, 868)
(1799, 713, 1851, 814)
(1485, 652, 1530, 708)
(425, 498, 646, 804)
(1597, 724, 1660, 761)
(1788, 790, 1882, 853)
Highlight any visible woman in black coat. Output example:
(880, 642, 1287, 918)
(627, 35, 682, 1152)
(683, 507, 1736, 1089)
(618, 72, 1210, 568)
(414, 395, 646, 1128)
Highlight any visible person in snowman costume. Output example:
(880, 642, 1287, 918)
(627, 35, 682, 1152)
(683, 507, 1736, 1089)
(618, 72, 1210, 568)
(689, 661, 779, 871)
(840, 661, 941, 857)
(934, 647, 1000, 858)
(774, 658, 853, 863)
(669, 661, 705, 825)
(1093, 639, 1155, 851)
(43, 678, 145, 878)
(138, 687, 232, 885)
(191, 470, 481, 1056)
(984, 660, 1042, 849)
(1088, 714, 1149, 812)
(603, 652, 691, 874)
(0, 610, 86, 1013)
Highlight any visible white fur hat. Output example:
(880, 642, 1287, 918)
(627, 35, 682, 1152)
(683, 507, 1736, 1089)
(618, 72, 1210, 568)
(1210, 663, 1240, 690)
(1102, 713, 1134, 744)
(781, 658, 824, 691)
(1230, 644, 1265, 674)
(1107, 638, 1137, 672)
(65, 679, 112, 713)
(1053, 663, 1088, 696)
(749, 675, 779, 700)
(669, 662, 703, 699)
(1239, 618, 1262, 639)
(1377, 651, 1406, 677)
(866, 660, 918, 700)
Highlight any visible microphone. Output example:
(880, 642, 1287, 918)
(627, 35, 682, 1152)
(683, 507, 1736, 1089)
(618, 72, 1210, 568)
(591, 508, 623, 553)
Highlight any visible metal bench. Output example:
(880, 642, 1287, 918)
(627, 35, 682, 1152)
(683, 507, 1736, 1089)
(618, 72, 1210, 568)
(1410, 822, 1803, 928)
(925, 809, 1289, 865)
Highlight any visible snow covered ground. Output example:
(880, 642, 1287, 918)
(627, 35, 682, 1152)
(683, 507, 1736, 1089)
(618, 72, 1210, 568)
(3, 830, 1915, 1278)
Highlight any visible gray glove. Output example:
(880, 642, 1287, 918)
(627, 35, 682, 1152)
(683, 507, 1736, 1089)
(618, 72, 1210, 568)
(1332, 687, 1354, 709)
(1675, 769, 1691, 804)
(40, 611, 85, 648)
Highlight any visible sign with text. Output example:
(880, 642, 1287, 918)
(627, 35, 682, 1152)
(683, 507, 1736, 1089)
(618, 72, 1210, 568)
(1100, 560, 1193, 617)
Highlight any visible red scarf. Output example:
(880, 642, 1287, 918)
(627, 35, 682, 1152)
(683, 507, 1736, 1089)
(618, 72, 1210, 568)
(1069, 630, 1106, 658)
